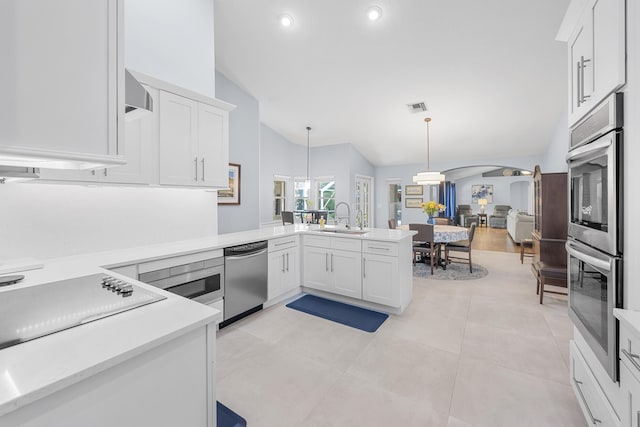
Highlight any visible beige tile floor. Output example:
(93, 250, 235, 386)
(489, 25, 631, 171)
(216, 250, 585, 427)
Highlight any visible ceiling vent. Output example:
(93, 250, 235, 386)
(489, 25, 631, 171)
(406, 102, 427, 114)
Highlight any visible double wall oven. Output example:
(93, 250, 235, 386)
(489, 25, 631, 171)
(567, 93, 623, 381)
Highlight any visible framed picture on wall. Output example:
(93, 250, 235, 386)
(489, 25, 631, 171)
(405, 197, 423, 208)
(405, 185, 423, 195)
(471, 184, 493, 203)
(218, 163, 241, 205)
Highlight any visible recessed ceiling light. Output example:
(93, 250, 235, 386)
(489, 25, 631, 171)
(366, 6, 383, 21)
(279, 14, 294, 28)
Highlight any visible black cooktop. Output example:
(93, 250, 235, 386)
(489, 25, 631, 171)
(0, 273, 166, 350)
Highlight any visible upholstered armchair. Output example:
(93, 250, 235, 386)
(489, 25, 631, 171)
(456, 205, 479, 227)
(489, 205, 511, 228)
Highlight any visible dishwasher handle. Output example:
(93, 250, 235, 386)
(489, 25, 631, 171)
(225, 248, 267, 261)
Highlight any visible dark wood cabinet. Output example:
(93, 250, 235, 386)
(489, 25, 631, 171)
(532, 165, 568, 292)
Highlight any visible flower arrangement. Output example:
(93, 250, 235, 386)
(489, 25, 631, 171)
(420, 200, 446, 216)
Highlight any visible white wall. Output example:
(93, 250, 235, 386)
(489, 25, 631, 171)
(0, 184, 217, 262)
(216, 72, 260, 233)
(259, 124, 307, 225)
(541, 114, 569, 173)
(125, 0, 215, 97)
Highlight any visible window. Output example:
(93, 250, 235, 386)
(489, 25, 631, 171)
(294, 178, 310, 211)
(273, 178, 287, 220)
(316, 178, 336, 220)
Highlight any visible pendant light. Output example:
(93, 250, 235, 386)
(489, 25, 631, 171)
(412, 117, 445, 185)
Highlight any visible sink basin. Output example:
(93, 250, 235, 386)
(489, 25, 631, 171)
(316, 228, 369, 235)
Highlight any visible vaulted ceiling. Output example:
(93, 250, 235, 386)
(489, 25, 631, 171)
(214, 0, 570, 167)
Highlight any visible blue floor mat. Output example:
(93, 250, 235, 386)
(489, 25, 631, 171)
(217, 401, 247, 427)
(286, 294, 388, 333)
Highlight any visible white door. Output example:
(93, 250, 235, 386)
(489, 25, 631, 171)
(362, 254, 398, 307)
(159, 91, 199, 186)
(331, 249, 362, 299)
(355, 175, 374, 228)
(197, 103, 228, 187)
(303, 247, 332, 292)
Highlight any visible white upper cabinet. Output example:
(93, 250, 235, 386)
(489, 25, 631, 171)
(159, 91, 231, 188)
(159, 91, 200, 186)
(0, 0, 125, 170)
(568, 0, 625, 126)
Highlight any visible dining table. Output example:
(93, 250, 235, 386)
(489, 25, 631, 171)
(401, 224, 469, 269)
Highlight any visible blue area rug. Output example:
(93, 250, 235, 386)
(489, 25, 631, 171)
(286, 294, 388, 332)
(217, 401, 247, 427)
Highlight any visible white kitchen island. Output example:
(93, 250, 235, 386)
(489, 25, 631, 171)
(0, 224, 415, 426)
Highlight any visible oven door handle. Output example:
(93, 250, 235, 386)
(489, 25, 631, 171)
(566, 136, 612, 164)
(565, 241, 611, 272)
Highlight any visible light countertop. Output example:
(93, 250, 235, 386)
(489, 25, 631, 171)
(0, 224, 415, 416)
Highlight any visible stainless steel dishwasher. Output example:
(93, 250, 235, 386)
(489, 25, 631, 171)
(221, 241, 268, 327)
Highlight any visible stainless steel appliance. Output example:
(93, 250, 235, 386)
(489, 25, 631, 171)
(567, 92, 624, 381)
(222, 241, 268, 327)
(0, 273, 165, 350)
(567, 239, 622, 380)
(139, 256, 224, 305)
(567, 92, 623, 256)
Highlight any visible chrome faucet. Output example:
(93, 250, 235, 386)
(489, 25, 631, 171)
(334, 202, 351, 229)
(355, 209, 364, 230)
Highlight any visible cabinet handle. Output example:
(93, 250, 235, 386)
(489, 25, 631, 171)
(282, 254, 285, 273)
(363, 258, 366, 278)
(201, 158, 205, 182)
(581, 56, 591, 103)
(331, 253, 334, 272)
(286, 253, 290, 272)
(368, 246, 390, 251)
(194, 157, 198, 181)
(325, 253, 329, 272)
(622, 348, 640, 372)
(104, 169, 108, 177)
(576, 60, 582, 107)
(573, 378, 602, 425)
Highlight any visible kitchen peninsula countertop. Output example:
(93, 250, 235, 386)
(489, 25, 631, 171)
(0, 224, 415, 417)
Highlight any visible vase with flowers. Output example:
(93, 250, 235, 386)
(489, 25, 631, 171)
(420, 200, 446, 224)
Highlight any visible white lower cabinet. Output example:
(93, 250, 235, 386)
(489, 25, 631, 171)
(570, 340, 619, 427)
(362, 252, 399, 307)
(268, 236, 299, 300)
(621, 362, 640, 427)
(303, 235, 362, 299)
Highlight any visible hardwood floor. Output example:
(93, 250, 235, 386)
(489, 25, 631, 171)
(471, 225, 518, 253)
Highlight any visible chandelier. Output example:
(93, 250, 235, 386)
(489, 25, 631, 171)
(412, 117, 445, 185)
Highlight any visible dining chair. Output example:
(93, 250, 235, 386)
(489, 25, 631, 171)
(445, 222, 477, 273)
(434, 217, 449, 225)
(388, 218, 397, 229)
(282, 211, 295, 225)
(409, 223, 438, 275)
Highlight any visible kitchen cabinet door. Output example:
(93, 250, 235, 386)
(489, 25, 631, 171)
(197, 103, 229, 187)
(303, 246, 332, 292)
(102, 86, 158, 184)
(621, 361, 640, 427)
(569, 14, 593, 124)
(282, 247, 299, 294)
(568, 0, 625, 126)
(268, 250, 287, 300)
(331, 249, 362, 299)
(159, 91, 199, 186)
(0, 0, 124, 169)
(362, 253, 399, 307)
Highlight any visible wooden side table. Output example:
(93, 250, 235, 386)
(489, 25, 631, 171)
(477, 213, 487, 228)
(520, 238, 534, 264)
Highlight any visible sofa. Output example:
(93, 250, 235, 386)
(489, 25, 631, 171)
(507, 210, 534, 243)
(489, 205, 511, 228)
(456, 205, 478, 227)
